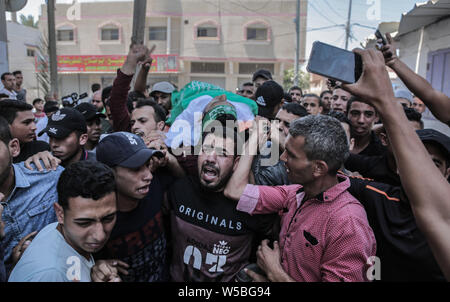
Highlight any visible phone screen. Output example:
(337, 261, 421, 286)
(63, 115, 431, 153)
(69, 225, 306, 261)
(307, 41, 362, 84)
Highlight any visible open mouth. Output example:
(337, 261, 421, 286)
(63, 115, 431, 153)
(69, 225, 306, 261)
(202, 165, 219, 182)
(137, 185, 149, 195)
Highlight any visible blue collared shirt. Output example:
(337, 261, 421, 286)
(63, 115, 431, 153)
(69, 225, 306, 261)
(1, 162, 63, 263)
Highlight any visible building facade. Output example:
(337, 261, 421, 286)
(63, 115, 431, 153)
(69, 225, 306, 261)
(38, 0, 307, 98)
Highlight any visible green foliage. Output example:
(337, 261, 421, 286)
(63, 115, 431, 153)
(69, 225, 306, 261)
(19, 14, 38, 28)
(283, 68, 310, 91)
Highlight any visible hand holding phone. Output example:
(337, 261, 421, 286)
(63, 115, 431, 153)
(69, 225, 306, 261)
(375, 30, 387, 47)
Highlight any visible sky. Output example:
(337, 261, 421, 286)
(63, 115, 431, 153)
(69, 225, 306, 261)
(6, 0, 422, 64)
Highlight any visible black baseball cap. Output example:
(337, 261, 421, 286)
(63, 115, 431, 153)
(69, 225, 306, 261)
(43, 101, 60, 114)
(255, 80, 284, 108)
(38, 108, 87, 139)
(417, 129, 450, 159)
(252, 69, 273, 82)
(96, 132, 163, 169)
(75, 102, 106, 121)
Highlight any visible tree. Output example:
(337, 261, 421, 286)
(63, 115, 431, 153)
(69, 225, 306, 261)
(20, 14, 38, 28)
(283, 68, 310, 91)
(36, 34, 51, 99)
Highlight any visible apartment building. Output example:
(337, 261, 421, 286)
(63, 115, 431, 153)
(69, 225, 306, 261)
(38, 0, 307, 97)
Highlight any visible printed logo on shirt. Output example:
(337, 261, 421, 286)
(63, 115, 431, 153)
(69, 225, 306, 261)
(177, 204, 242, 231)
(51, 111, 66, 121)
(183, 238, 231, 274)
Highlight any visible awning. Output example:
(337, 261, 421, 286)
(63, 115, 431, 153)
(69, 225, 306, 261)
(397, 0, 450, 37)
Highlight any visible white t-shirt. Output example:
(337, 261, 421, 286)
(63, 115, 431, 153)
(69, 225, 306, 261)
(0, 88, 17, 100)
(8, 222, 95, 282)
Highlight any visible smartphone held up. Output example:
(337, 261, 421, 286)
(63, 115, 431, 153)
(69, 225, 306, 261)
(306, 41, 363, 84)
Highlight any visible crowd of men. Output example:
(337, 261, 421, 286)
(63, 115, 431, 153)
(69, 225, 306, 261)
(1, 31, 450, 283)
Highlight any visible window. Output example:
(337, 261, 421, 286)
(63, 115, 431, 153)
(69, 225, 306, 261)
(57, 29, 74, 41)
(191, 62, 225, 74)
(239, 63, 274, 74)
(26, 48, 35, 57)
(149, 27, 167, 41)
(247, 27, 268, 41)
(197, 26, 218, 38)
(101, 28, 119, 41)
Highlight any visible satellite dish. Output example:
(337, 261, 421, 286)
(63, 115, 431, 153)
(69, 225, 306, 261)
(5, 0, 27, 12)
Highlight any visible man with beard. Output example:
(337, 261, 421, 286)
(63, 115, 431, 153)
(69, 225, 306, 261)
(0, 100, 50, 163)
(0, 117, 63, 272)
(165, 125, 275, 281)
(75, 103, 106, 151)
(9, 161, 117, 282)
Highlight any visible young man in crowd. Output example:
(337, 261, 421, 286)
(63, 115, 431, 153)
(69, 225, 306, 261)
(0, 100, 50, 163)
(252, 69, 272, 89)
(9, 161, 118, 282)
(346, 97, 385, 156)
(237, 82, 255, 100)
(0, 117, 63, 272)
(412, 96, 426, 114)
(32, 99, 46, 122)
(331, 86, 352, 114)
(0, 73, 17, 100)
(254, 80, 284, 121)
(150, 82, 175, 115)
(12, 71, 26, 102)
(301, 93, 323, 115)
(37, 107, 95, 167)
(288, 86, 303, 104)
(165, 126, 275, 281)
(95, 132, 175, 282)
(75, 103, 106, 151)
(225, 115, 376, 282)
(320, 90, 333, 114)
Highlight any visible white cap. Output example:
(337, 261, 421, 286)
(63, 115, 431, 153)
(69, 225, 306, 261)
(151, 82, 175, 94)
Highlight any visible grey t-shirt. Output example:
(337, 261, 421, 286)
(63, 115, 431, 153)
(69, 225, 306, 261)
(8, 222, 95, 282)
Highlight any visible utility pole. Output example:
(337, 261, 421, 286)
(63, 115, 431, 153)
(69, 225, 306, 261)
(0, 0, 9, 75)
(131, 0, 147, 44)
(294, 0, 300, 86)
(344, 0, 353, 50)
(47, 0, 58, 97)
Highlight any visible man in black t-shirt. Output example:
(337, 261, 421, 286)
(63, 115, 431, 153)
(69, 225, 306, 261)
(165, 126, 275, 282)
(0, 100, 50, 163)
(95, 132, 173, 282)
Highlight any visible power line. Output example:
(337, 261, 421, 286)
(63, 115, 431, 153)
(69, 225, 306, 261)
(320, 0, 347, 20)
(309, 1, 340, 26)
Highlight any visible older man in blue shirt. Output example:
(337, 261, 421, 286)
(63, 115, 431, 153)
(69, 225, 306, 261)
(0, 117, 62, 273)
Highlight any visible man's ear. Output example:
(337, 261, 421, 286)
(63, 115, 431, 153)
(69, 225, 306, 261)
(313, 160, 329, 178)
(157, 121, 165, 131)
(8, 138, 20, 158)
(379, 132, 389, 147)
(318, 106, 323, 114)
(54, 203, 65, 225)
(79, 133, 88, 146)
(445, 166, 450, 180)
(232, 156, 241, 172)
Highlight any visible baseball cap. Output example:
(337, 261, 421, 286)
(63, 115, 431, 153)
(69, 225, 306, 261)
(96, 132, 163, 169)
(151, 82, 175, 94)
(38, 108, 87, 139)
(43, 101, 60, 114)
(417, 129, 450, 159)
(394, 89, 413, 103)
(75, 102, 106, 121)
(255, 80, 284, 108)
(252, 69, 273, 82)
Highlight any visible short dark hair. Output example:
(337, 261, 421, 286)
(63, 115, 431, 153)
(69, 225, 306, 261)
(127, 91, 146, 113)
(102, 85, 113, 103)
(283, 92, 292, 102)
(345, 96, 376, 115)
(320, 90, 333, 98)
(282, 102, 308, 117)
(32, 98, 44, 106)
(1, 72, 12, 81)
(134, 99, 167, 123)
(404, 107, 424, 129)
(57, 161, 116, 210)
(91, 83, 101, 93)
(303, 93, 321, 102)
(12, 71, 22, 76)
(242, 82, 253, 87)
(0, 116, 12, 146)
(327, 110, 350, 125)
(289, 86, 303, 96)
(0, 100, 33, 124)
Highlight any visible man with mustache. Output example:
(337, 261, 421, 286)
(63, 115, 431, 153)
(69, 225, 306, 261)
(0, 100, 50, 163)
(165, 125, 275, 281)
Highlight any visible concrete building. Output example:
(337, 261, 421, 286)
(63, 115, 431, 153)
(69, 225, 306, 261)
(1, 21, 41, 102)
(394, 0, 450, 135)
(38, 0, 307, 97)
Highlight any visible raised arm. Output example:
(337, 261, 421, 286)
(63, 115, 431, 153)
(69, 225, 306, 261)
(343, 48, 450, 280)
(133, 45, 155, 96)
(380, 33, 450, 124)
